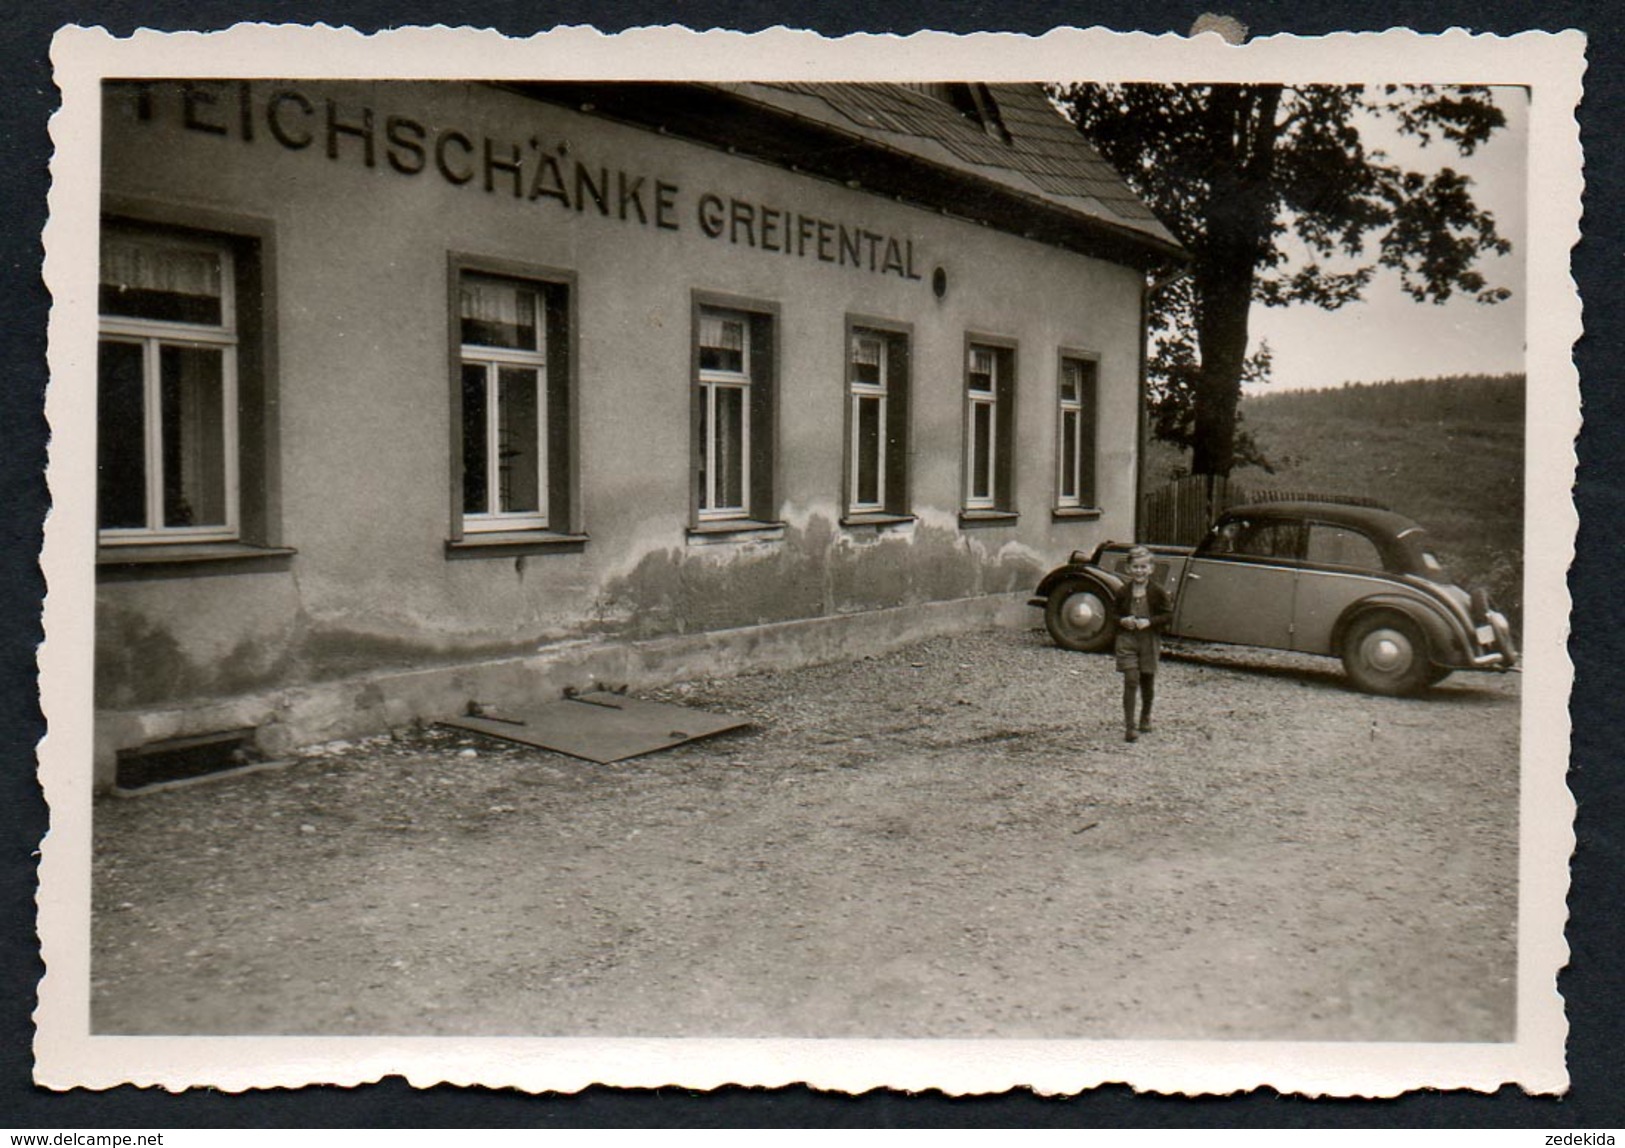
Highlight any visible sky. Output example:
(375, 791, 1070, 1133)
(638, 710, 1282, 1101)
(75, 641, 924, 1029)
(1243, 86, 1528, 392)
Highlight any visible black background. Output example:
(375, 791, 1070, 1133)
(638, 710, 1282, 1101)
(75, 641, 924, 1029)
(3, 1, 1618, 1130)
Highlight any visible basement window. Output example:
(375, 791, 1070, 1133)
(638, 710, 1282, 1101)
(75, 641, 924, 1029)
(113, 727, 262, 793)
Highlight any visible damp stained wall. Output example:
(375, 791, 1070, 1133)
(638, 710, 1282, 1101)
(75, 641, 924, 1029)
(93, 80, 1146, 716)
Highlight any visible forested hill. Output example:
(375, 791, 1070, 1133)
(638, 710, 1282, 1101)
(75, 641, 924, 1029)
(1234, 372, 1527, 624)
(1245, 373, 1525, 424)
(1142, 373, 1526, 623)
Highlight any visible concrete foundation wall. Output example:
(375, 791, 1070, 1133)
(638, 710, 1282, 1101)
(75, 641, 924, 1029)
(94, 589, 1037, 789)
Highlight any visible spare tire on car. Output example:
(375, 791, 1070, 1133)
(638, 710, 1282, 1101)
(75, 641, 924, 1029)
(1044, 579, 1117, 653)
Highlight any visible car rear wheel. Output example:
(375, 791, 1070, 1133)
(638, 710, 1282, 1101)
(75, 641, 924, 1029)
(1342, 611, 1432, 696)
(1044, 579, 1116, 653)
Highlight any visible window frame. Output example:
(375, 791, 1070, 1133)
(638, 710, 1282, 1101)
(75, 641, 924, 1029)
(1054, 350, 1100, 515)
(842, 316, 914, 525)
(95, 202, 286, 569)
(960, 334, 1019, 522)
(97, 230, 241, 545)
(457, 274, 551, 534)
(848, 330, 887, 513)
(696, 306, 754, 522)
(1304, 522, 1387, 573)
(1200, 516, 1308, 564)
(689, 291, 781, 535)
(446, 254, 582, 553)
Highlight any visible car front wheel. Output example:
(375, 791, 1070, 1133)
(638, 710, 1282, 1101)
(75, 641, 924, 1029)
(1341, 611, 1432, 696)
(1044, 579, 1116, 653)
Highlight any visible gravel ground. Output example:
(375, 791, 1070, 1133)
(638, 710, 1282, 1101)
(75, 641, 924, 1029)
(89, 625, 1520, 1041)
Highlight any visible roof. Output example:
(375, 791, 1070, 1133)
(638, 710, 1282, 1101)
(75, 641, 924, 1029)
(1234, 501, 1425, 540)
(734, 83, 1179, 253)
(508, 81, 1185, 270)
(1224, 501, 1442, 577)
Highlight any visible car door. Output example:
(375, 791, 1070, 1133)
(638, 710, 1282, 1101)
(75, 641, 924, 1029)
(1291, 522, 1394, 654)
(1172, 515, 1304, 649)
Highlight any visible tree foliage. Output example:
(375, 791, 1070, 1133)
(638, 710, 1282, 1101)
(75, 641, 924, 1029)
(1052, 83, 1511, 476)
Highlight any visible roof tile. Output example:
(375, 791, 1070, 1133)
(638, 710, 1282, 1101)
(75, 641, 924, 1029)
(747, 83, 1174, 246)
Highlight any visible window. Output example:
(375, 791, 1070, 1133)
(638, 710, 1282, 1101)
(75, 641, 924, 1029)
(450, 264, 577, 545)
(693, 301, 777, 528)
(98, 227, 240, 543)
(1203, 517, 1306, 561)
(459, 275, 549, 531)
(963, 340, 1017, 515)
(1306, 524, 1384, 571)
(1056, 356, 1098, 510)
(845, 323, 911, 519)
(697, 308, 751, 519)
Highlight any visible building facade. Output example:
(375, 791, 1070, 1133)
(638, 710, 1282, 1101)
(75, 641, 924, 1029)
(92, 79, 1180, 788)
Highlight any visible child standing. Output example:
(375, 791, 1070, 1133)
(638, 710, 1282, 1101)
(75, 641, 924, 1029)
(1114, 545, 1174, 742)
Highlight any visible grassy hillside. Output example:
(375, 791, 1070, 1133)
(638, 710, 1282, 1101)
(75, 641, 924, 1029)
(1143, 374, 1526, 625)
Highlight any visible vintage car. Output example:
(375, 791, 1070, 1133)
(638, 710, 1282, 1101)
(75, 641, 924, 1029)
(1030, 500, 1518, 695)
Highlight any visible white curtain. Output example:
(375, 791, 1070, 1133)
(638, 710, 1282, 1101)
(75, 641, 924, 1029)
(461, 279, 532, 327)
(700, 313, 745, 352)
(1061, 360, 1082, 401)
(101, 232, 222, 300)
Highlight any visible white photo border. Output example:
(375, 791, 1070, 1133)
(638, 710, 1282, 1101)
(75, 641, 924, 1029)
(37, 22, 1583, 1097)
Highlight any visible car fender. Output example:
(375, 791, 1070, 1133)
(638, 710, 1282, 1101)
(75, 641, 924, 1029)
(1332, 593, 1471, 666)
(1034, 562, 1125, 602)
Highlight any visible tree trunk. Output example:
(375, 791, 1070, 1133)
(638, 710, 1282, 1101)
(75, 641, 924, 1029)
(1187, 84, 1280, 478)
(1190, 264, 1253, 476)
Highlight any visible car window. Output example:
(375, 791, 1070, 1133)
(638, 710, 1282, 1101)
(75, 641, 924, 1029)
(1305, 524, 1385, 571)
(1110, 552, 1173, 590)
(1200, 520, 1245, 555)
(1201, 517, 1304, 561)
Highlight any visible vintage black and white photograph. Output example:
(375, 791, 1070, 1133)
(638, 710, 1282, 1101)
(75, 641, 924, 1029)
(36, 24, 1579, 1095)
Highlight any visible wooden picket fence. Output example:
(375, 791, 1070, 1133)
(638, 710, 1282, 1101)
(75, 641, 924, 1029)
(1138, 474, 1245, 546)
(1139, 476, 1386, 546)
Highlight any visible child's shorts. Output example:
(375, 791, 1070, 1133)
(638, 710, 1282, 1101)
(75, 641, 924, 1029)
(1114, 629, 1161, 675)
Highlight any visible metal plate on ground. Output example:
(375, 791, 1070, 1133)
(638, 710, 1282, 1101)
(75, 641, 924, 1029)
(440, 692, 749, 764)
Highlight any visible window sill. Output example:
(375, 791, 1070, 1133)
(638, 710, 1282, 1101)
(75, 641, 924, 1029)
(686, 519, 786, 545)
(958, 509, 1020, 528)
(97, 541, 297, 567)
(1052, 506, 1103, 522)
(446, 530, 589, 557)
(840, 512, 916, 531)
(96, 541, 298, 576)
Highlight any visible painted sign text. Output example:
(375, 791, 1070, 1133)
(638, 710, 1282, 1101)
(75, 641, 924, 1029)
(113, 81, 926, 282)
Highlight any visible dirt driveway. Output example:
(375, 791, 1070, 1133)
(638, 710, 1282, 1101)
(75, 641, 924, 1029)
(90, 626, 1520, 1041)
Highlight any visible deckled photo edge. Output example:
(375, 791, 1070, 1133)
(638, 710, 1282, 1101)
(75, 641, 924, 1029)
(36, 23, 1583, 1098)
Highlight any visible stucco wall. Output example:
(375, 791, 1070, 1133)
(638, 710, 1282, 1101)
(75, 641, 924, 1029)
(94, 80, 1145, 759)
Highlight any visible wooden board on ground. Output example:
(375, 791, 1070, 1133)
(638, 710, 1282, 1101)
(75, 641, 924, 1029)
(440, 691, 749, 764)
